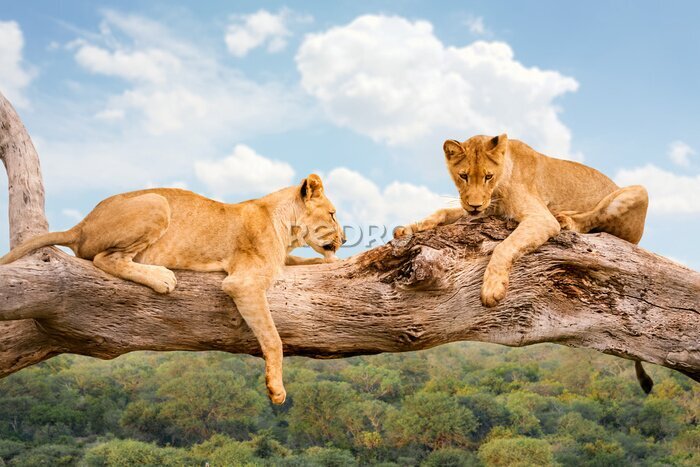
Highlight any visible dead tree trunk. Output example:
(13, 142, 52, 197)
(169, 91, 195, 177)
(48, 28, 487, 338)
(1, 92, 698, 383)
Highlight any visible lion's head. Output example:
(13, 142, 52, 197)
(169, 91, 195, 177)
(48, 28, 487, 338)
(296, 174, 346, 257)
(444, 134, 509, 216)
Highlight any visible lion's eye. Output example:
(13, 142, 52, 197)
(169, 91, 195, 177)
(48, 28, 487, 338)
(485, 174, 494, 181)
(330, 211, 336, 219)
(459, 173, 469, 181)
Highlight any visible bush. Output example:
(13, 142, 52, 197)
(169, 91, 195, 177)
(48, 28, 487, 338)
(478, 436, 554, 467)
(636, 398, 683, 440)
(249, 429, 291, 459)
(82, 439, 193, 466)
(387, 391, 478, 449)
(421, 448, 481, 466)
(189, 434, 267, 465)
(281, 446, 357, 466)
(670, 426, 700, 466)
(553, 437, 626, 467)
(207, 441, 258, 466)
(556, 412, 605, 443)
(0, 440, 26, 464)
(9, 444, 81, 467)
(459, 393, 512, 441)
(504, 392, 562, 436)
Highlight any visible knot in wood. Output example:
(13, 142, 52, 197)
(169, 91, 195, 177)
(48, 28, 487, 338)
(395, 246, 447, 290)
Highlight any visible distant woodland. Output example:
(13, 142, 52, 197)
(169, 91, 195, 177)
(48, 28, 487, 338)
(0, 343, 698, 466)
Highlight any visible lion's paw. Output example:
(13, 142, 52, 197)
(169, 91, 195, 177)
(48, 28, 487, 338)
(556, 212, 578, 231)
(481, 269, 509, 307)
(555, 210, 587, 232)
(150, 267, 177, 294)
(268, 387, 287, 405)
(393, 225, 412, 238)
(323, 253, 340, 263)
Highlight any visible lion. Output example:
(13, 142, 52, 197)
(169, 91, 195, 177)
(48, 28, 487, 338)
(394, 134, 653, 392)
(0, 174, 345, 404)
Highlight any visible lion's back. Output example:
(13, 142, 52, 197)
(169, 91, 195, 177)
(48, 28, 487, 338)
(508, 140, 619, 213)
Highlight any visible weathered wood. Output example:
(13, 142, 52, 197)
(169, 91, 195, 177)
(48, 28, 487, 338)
(0, 94, 48, 247)
(0, 91, 698, 385)
(1, 219, 698, 383)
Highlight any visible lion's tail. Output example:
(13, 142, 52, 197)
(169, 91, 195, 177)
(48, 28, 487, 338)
(0, 229, 78, 265)
(635, 361, 654, 394)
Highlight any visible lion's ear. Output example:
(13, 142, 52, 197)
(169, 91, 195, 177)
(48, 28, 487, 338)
(490, 133, 508, 154)
(443, 140, 464, 162)
(300, 173, 324, 201)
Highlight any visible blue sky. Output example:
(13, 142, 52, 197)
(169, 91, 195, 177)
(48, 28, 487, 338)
(1, 1, 699, 267)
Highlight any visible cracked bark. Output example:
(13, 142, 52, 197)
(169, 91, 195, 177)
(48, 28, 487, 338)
(1, 92, 698, 384)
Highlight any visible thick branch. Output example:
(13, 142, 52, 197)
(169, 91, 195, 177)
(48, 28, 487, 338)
(0, 91, 698, 385)
(1, 220, 698, 383)
(0, 92, 48, 247)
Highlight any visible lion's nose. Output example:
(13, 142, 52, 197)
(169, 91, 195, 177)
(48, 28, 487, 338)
(468, 202, 483, 209)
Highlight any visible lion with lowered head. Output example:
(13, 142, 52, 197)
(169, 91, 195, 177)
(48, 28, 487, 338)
(0, 174, 345, 404)
(395, 134, 653, 392)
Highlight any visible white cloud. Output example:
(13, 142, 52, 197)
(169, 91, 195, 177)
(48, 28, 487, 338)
(465, 15, 488, 36)
(0, 21, 35, 108)
(195, 144, 295, 196)
(115, 87, 207, 134)
(225, 9, 310, 57)
(37, 10, 312, 193)
(324, 167, 454, 228)
(67, 11, 311, 137)
(73, 42, 181, 84)
(95, 108, 125, 120)
(296, 15, 580, 159)
(615, 164, 700, 214)
(145, 180, 188, 190)
(667, 140, 696, 167)
(61, 209, 84, 222)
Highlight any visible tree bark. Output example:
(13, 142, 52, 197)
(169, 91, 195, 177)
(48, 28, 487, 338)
(0, 93, 48, 248)
(1, 92, 699, 384)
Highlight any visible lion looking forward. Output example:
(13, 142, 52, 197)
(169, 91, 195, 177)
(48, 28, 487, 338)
(395, 134, 653, 392)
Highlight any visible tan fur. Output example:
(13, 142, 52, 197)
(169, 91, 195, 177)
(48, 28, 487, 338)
(0, 174, 345, 404)
(396, 134, 653, 391)
(395, 134, 649, 307)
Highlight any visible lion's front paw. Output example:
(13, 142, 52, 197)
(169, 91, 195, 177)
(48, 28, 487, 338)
(323, 253, 340, 263)
(481, 269, 509, 307)
(268, 386, 287, 405)
(393, 225, 412, 238)
(150, 267, 177, 294)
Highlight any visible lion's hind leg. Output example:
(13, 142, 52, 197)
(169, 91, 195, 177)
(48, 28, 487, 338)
(556, 186, 653, 393)
(93, 252, 177, 294)
(555, 211, 585, 233)
(82, 193, 176, 294)
(556, 185, 648, 244)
